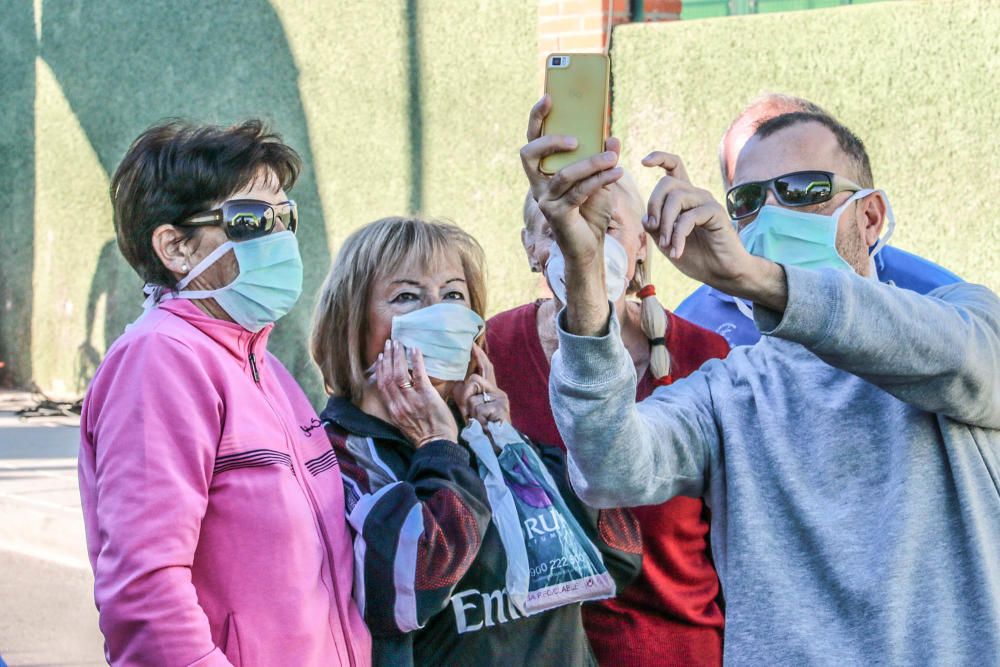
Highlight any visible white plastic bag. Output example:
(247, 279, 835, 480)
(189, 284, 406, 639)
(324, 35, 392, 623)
(463, 420, 615, 616)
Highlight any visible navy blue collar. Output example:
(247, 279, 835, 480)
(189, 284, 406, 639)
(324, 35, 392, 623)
(320, 396, 410, 445)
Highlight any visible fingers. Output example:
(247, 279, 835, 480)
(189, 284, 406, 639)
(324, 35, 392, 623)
(375, 339, 401, 408)
(645, 175, 686, 250)
(642, 151, 690, 183)
(390, 340, 411, 387)
(646, 176, 718, 256)
(547, 150, 621, 199)
(604, 136, 622, 158)
(670, 208, 703, 258)
(520, 135, 579, 195)
(409, 347, 432, 390)
(526, 94, 551, 142)
(544, 169, 624, 229)
(472, 401, 509, 427)
(452, 375, 483, 421)
(470, 345, 495, 385)
(665, 203, 725, 259)
(457, 374, 511, 426)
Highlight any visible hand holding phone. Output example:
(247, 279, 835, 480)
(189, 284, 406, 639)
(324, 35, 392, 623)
(539, 53, 611, 175)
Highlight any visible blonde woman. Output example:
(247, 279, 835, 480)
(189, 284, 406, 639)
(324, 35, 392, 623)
(311, 217, 642, 666)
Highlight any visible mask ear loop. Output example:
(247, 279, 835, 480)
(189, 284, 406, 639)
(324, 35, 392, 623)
(175, 240, 236, 290)
(867, 190, 895, 257)
(141, 240, 237, 310)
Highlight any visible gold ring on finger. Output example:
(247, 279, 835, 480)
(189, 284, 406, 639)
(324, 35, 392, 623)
(399, 380, 414, 389)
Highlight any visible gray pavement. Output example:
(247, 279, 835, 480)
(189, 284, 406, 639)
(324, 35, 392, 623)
(0, 393, 88, 569)
(0, 548, 103, 666)
(0, 391, 104, 665)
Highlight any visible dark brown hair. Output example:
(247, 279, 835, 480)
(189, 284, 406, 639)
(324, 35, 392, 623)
(110, 119, 302, 286)
(753, 111, 874, 188)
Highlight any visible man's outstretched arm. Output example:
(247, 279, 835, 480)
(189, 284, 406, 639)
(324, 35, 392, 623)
(755, 267, 1000, 429)
(518, 105, 719, 508)
(548, 308, 719, 508)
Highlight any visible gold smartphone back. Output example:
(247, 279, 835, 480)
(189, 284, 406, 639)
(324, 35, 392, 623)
(540, 53, 610, 175)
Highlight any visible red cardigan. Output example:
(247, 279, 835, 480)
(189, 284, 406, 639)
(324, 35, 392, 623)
(486, 301, 729, 667)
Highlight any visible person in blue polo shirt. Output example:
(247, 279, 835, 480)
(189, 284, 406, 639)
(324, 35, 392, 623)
(676, 94, 961, 347)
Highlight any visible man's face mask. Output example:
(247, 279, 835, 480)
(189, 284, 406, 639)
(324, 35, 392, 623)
(737, 189, 895, 273)
(544, 234, 629, 306)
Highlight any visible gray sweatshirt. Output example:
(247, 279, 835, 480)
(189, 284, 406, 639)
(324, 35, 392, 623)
(549, 265, 1000, 666)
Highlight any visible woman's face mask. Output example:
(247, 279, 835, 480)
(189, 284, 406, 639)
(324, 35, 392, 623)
(363, 253, 481, 381)
(145, 230, 303, 332)
(544, 234, 629, 306)
(389, 303, 485, 381)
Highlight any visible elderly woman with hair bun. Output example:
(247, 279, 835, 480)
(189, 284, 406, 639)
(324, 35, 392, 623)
(311, 216, 642, 666)
(486, 171, 731, 666)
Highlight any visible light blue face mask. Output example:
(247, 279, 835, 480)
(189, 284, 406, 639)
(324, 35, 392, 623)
(147, 230, 303, 332)
(732, 189, 895, 319)
(737, 189, 895, 273)
(390, 302, 486, 381)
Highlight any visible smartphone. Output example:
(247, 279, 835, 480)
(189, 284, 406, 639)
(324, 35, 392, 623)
(540, 53, 610, 175)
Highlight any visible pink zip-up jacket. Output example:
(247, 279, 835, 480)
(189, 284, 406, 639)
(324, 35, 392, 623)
(79, 299, 371, 666)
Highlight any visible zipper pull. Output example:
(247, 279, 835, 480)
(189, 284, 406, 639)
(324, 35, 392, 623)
(248, 352, 260, 384)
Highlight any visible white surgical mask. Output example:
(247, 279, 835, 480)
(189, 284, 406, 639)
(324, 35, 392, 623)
(544, 234, 628, 306)
(389, 302, 485, 381)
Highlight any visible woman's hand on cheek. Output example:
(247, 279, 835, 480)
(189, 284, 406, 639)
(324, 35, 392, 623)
(375, 341, 459, 447)
(452, 345, 511, 427)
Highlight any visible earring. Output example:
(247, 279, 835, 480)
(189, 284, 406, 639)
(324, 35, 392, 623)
(181, 263, 189, 272)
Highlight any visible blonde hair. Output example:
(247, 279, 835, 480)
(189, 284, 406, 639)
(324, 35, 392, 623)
(311, 217, 487, 402)
(615, 169, 671, 384)
(634, 257, 671, 384)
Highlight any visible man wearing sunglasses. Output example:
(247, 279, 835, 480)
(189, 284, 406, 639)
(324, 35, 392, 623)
(521, 101, 1000, 664)
(675, 94, 961, 347)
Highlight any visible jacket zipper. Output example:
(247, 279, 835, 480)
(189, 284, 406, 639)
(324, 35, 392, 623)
(245, 335, 358, 667)
(248, 353, 260, 383)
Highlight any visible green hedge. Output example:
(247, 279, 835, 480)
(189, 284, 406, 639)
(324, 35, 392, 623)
(1, 0, 996, 400)
(611, 0, 999, 308)
(2, 0, 538, 398)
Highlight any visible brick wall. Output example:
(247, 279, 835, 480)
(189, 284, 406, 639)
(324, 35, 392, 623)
(538, 0, 682, 63)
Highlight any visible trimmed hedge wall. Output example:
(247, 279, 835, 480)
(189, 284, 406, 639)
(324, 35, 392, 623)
(1, 0, 996, 400)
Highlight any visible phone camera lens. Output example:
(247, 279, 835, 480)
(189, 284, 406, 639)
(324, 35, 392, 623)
(551, 57, 562, 66)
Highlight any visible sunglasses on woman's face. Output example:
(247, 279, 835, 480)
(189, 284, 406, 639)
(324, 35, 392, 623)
(726, 171, 861, 220)
(180, 199, 298, 241)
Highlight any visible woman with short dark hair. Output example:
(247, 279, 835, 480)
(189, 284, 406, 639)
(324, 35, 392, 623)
(79, 119, 370, 666)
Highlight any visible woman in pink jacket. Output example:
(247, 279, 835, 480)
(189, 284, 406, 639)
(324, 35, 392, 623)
(78, 120, 370, 666)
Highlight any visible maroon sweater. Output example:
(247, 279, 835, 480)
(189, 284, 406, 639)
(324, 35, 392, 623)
(486, 301, 729, 667)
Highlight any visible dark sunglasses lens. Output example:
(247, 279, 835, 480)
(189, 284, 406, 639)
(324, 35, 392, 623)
(775, 172, 832, 206)
(224, 202, 273, 240)
(278, 202, 297, 234)
(728, 183, 765, 219)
